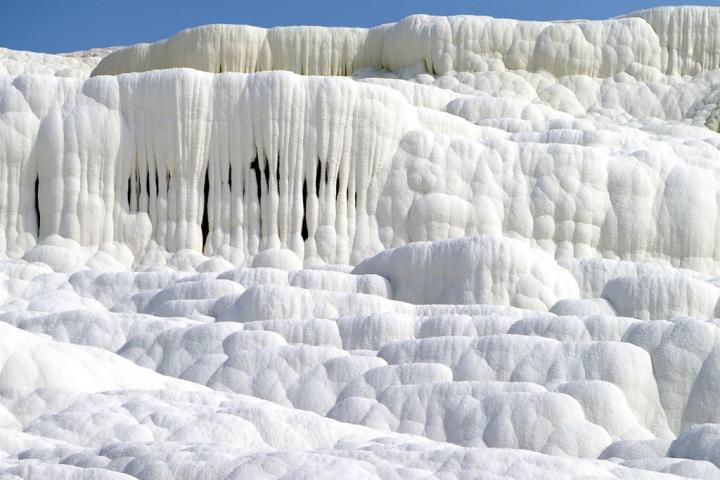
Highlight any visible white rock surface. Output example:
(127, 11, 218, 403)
(2, 6, 720, 479)
(353, 235, 580, 309)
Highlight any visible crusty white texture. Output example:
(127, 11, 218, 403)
(353, 235, 580, 309)
(0, 47, 113, 78)
(92, 6, 720, 78)
(2, 6, 720, 479)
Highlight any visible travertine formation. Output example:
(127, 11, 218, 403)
(2, 6, 720, 479)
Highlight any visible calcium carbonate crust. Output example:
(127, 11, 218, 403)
(2, 6, 720, 480)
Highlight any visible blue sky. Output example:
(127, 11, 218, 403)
(2, 1, 718, 53)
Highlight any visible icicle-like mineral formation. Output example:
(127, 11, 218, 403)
(2, 7, 720, 480)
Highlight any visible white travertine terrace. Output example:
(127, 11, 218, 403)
(0, 47, 114, 77)
(92, 6, 720, 77)
(3, 8, 720, 272)
(2, 6, 720, 479)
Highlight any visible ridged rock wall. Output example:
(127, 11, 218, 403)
(2, 65, 720, 271)
(94, 7, 720, 77)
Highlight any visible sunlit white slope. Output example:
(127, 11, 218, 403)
(0, 311, 683, 479)
(0, 47, 114, 78)
(2, 6, 720, 480)
(93, 6, 720, 77)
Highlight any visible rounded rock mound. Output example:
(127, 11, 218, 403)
(353, 235, 579, 310)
